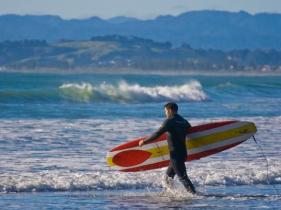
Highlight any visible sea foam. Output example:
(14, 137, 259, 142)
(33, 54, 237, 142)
(59, 80, 207, 103)
(1, 117, 281, 193)
(0, 164, 280, 193)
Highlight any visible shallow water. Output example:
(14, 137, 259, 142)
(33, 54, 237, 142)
(0, 72, 281, 209)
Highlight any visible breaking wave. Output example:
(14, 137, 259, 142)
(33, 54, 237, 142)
(1, 166, 280, 193)
(59, 80, 207, 103)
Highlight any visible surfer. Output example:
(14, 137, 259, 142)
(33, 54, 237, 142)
(139, 102, 196, 194)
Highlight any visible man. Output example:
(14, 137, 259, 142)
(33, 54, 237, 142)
(139, 102, 196, 194)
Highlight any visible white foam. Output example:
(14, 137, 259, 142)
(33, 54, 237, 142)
(59, 80, 207, 103)
(0, 161, 280, 193)
(0, 116, 281, 193)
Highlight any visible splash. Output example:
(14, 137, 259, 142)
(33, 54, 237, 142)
(59, 80, 207, 103)
(0, 165, 280, 193)
(1, 116, 281, 193)
(59, 83, 94, 102)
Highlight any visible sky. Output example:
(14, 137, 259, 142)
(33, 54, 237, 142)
(0, 0, 281, 19)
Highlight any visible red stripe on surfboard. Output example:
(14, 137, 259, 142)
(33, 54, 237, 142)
(111, 121, 237, 152)
(189, 120, 237, 133)
(121, 160, 170, 172)
(120, 140, 245, 172)
(112, 150, 152, 167)
(111, 134, 168, 152)
(187, 141, 245, 161)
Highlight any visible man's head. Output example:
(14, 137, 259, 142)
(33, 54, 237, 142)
(164, 102, 178, 118)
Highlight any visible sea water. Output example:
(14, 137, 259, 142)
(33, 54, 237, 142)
(0, 72, 281, 209)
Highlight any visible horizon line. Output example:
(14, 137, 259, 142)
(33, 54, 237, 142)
(1, 9, 281, 21)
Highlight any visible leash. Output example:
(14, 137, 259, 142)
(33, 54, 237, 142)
(253, 135, 279, 195)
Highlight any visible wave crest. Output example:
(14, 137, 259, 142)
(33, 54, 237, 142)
(1, 166, 280, 193)
(59, 80, 207, 103)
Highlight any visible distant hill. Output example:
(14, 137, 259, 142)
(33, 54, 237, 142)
(1, 11, 281, 50)
(1, 35, 281, 72)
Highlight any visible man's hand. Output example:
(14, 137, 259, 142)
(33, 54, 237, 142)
(139, 140, 145, 147)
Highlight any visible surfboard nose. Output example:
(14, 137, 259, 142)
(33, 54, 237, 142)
(112, 150, 152, 167)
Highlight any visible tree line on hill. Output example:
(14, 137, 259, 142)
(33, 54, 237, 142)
(0, 36, 281, 72)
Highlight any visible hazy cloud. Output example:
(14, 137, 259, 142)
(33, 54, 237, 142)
(0, 0, 281, 19)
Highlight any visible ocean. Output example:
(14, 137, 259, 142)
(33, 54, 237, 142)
(0, 72, 281, 209)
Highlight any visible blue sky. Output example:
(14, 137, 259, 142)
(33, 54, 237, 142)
(1, 0, 281, 19)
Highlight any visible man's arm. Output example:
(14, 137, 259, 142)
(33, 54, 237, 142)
(139, 120, 169, 146)
(186, 120, 191, 131)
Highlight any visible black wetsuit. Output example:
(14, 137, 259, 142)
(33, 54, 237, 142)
(144, 113, 196, 193)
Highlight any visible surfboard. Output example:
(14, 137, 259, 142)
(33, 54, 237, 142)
(106, 120, 257, 172)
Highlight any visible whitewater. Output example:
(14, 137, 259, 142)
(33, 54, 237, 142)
(0, 72, 281, 209)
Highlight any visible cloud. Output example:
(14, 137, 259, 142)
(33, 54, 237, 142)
(0, 0, 281, 19)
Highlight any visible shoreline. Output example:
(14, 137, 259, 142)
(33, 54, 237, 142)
(1, 68, 281, 76)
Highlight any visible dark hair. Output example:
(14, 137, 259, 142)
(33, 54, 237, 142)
(164, 102, 178, 113)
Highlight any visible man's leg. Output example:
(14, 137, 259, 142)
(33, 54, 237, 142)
(179, 175, 196, 194)
(166, 162, 176, 179)
(164, 162, 176, 188)
(169, 157, 196, 194)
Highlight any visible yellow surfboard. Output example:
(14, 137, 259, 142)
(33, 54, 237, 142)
(106, 120, 257, 172)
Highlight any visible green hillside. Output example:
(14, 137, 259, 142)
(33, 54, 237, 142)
(1, 36, 281, 73)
